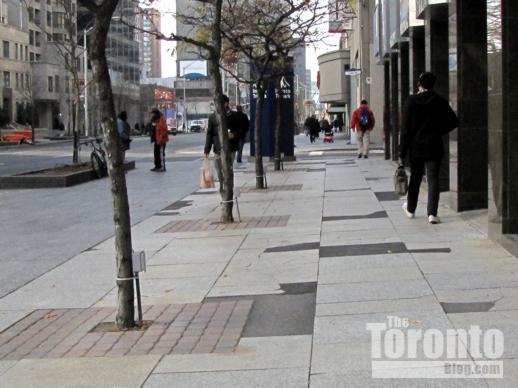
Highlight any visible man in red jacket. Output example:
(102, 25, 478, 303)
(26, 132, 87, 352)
(150, 108, 169, 172)
(350, 99, 375, 158)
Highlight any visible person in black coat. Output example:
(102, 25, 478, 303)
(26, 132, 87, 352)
(399, 72, 459, 224)
(235, 105, 249, 163)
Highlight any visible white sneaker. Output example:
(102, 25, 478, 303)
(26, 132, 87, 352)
(402, 203, 414, 219)
(428, 215, 440, 224)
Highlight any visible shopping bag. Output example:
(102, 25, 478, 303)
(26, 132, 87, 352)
(200, 158, 215, 188)
(394, 165, 408, 196)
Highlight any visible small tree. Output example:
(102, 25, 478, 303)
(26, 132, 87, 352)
(79, 0, 135, 330)
(134, 0, 235, 222)
(220, 0, 326, 185)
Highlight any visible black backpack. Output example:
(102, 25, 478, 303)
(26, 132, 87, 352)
(359, 108, 371, 129)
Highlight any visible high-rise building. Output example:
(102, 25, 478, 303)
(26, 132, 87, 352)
(1, 0, 80, 133)
(141, 8, 161, 79)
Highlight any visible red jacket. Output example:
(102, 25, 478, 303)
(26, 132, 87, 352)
(350, 104, 375, 131)
(155, 115, 169, 145)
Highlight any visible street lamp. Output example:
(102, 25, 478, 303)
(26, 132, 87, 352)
(181, 61, 197, 132)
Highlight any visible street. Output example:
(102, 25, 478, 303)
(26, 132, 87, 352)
(0, 134, 207, 298)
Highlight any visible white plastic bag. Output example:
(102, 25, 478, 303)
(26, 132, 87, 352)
(200, 158, 215, 188)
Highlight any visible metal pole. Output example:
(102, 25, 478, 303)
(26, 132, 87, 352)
(183, 70, 187, 131)
(84, 29, 89, 137)
(134, 272, 143, 324)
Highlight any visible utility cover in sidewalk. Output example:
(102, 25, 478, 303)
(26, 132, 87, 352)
(205, 282, 316, 337)
(320, 242, 408, 257)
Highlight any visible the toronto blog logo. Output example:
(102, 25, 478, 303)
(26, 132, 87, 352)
(366, 315, 504, 378)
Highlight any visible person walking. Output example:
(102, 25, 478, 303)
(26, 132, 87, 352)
(150, 108, 169, 172)
(305, 115, 320, 143)
(204, 105, 224, 192)
(350, 99, 375, 158)
(235, 105, 249, 163)
(399, 72, 459, 224)
(204, 95, 240, 192)
(116, 111, 131, 162)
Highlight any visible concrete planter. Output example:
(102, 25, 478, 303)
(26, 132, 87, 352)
(0, 161, 135, 189)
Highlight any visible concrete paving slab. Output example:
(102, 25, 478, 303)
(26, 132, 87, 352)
(318, 265, 423, 284)
(0, 251, 115, 310)
(316, 279, 433, 304)
(154, 335, 311, 373)
(145, 367, 308, 388)
(309, 371, 490, 387)
(313, 310, 452, 345)
(0, 360, 17, 376)
(315, 295, 442, 317)
(319, 253, 416, 271)
(0, 309, 32, 332)
(425, 272, 518, 292)
(0, 355, 161, 388)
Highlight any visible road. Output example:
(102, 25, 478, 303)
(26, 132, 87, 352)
(0, 134, 207, 298)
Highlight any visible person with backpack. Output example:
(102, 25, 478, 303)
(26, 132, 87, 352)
(116, 111, 131, 162)
(350, 99, 376, 158)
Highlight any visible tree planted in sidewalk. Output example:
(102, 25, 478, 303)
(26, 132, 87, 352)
(133, 0, 235, 222)
(78, 0, 135, 329)
(220, 0, 326, 182)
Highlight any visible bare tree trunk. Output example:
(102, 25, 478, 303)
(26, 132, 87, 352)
(83, 0, 135, 329)
(274, 76, 282, 171)
(208, 0, 233, 223)
(254, 83, 265, 189)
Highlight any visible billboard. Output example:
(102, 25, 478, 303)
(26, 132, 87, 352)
(328, 0, 356, 33)
(179, 60, 207, 78)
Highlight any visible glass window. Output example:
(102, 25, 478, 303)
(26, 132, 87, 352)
(55, 75, 60, 93)
(47, 11, 51, 27)
(35, 32, 41, 47)
(29, 30, 34, 45)
(15, 73, 19, 88)
(25, 46, 28, 61)
(26, 74, 30, 87)
(48, 76, 53, 92)
(3, 40, 9, 58)
(30, 52, 34, 62)
(3, 71, 10, 88)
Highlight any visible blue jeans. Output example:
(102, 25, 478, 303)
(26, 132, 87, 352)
(406, 159, 441, 216)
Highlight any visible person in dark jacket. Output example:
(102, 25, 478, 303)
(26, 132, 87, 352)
(305, 115, 320, 143)
(399, 72, 459, 224)
(204, 107, 224, 191)
(235, 105, 249, 163)
(204, 95, 241, 192)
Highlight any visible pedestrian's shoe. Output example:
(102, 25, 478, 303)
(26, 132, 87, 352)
(358, 153, 362, 158)
(428, 215, 441, 224)
(364, 154, 368, 159)
(402, 203, 415, 219)
(150, 167, 161, 172)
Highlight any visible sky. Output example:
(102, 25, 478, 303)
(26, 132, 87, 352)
(153, 0, 340, 82)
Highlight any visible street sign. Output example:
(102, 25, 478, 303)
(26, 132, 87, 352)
(132, 250, 146, 272)
(345, 69, 361, 76)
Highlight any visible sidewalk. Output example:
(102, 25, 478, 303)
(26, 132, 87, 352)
(0, 135, 517, 387)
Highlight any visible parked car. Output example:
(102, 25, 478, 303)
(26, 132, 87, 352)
(167, 126, 177, 136)
(189, 120, 204, 133)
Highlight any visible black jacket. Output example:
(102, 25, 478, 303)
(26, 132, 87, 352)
(400, 90, 459, 161)
(204, 113, 220, 154)
(234, 110, 249, 143)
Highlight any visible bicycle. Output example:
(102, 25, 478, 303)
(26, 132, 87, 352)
(90, 138, 108, 178)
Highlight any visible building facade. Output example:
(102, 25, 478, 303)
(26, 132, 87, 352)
(347, 0, 518, 254)
(1, 0, 78, 133)
(141, 8, 161, 79)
